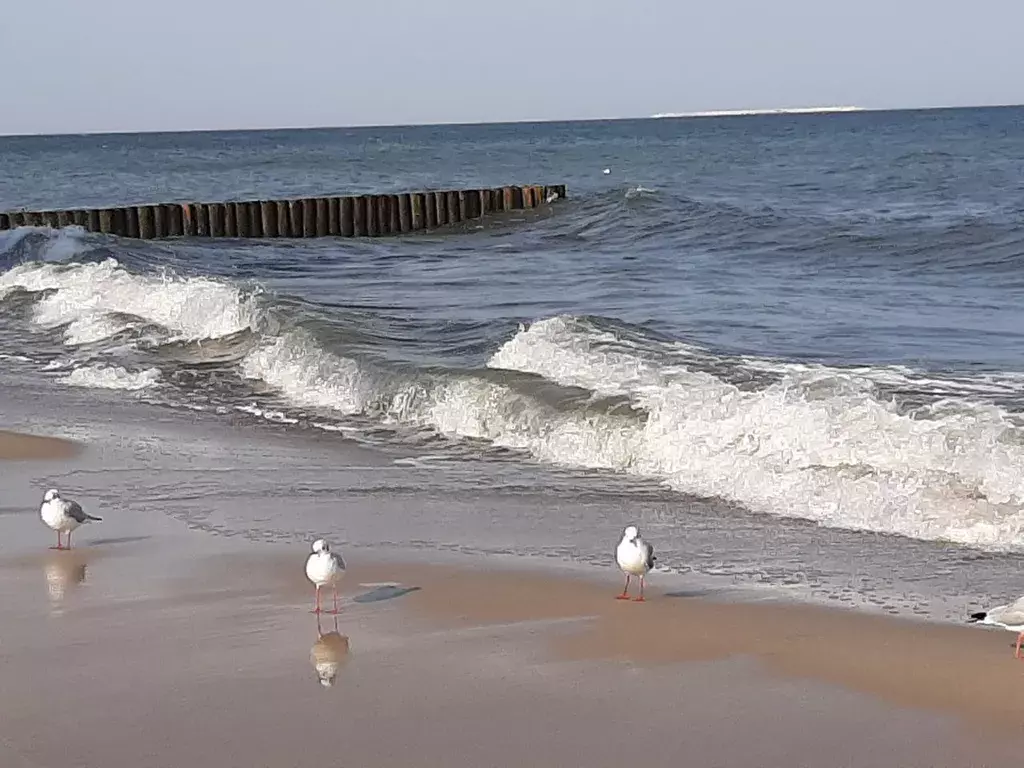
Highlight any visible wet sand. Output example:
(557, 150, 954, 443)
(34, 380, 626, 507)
(1, 535, 1024, 768)
(0, 429, 81, 460)
(2, 426, 1024, 767)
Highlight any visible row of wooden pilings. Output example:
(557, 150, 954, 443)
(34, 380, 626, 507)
(0, 184, 567, 239)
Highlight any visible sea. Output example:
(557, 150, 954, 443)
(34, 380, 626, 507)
(2, 106, 1024, 622)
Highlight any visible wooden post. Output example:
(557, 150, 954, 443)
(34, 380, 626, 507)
(180, 204, 195, 236)
(466, 190, 481, 220)
(24, 211, 42, 227)
(446, 191, 459, 224)
(196, 204, 209, 237)
(209, 204, 225, 237)
(137, 207, 153, 239)
(435, 192, 447, 227)
(72, 210, 88, 228)
(247, 202, 264, 236)
(260, 201, 276, 238)
(341, 197, 355, 236)
(328, 197, 341, 235)
(224, 203, 237, 237)
(388, 195, 400, 233)
(302, 198, 316, 237)
(366, 195, 378, 234)
(169, 205, 183, 236)
(42, 211, 60, 228)
(277, 201, 290, 237)
(98, 209, 114, 234)
(410, 193, 424, 230)
(315, 197, 328, 237)
(125, 206, 140, 238)
(152, 206, 165, 237)
(397, 193, 412, 232)
(0, 213, 9, 230)
(425, 193, 438, 228)
(458, 191, 469, 220)
(353, 196, 367, 236)
(8, 212, 24, 228)
(375, 195, 389, 235)
(235, 202, 251, 237)
(289, 200, 302, 237)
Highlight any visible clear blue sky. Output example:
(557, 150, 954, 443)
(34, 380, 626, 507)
(2, 0, 1021, 136)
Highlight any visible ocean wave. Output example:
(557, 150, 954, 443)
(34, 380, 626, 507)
(62, 364, 161, 390)
(233, 311, 1024, 550)
(0, 257, 265, 345)
(3, 240, 1024, 551)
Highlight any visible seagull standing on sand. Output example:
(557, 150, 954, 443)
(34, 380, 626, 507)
(305, 538, 346, 615)
(968, 596, 1024, 658)
(615, 525, 656, 602)
(39, 488, 101, 550)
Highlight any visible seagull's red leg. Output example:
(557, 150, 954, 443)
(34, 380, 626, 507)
(330, 584, 340, 615)
(66, 530, 73, 550)
(616, 575, 631, 599)
(1016, 632, 1023, 659)
(313, 585, 322, 614)
(51, 531, 62, 550)
(634, 575, 646, 602)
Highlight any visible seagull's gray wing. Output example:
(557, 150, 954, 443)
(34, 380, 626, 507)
(65, 499, 101, 523)
(642, 540, 656, 570)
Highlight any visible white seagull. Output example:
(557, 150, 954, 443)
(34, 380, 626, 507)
(39, 488, 101, 550)
(615, 524, 656, 602)
(305, 538, 346, 615)
(968, 596, 1024, 658)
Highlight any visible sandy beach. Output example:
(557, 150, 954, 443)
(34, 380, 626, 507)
(1, 425, 1023, 767)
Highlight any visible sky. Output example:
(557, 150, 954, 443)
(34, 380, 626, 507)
(2, 0, 1022, 136)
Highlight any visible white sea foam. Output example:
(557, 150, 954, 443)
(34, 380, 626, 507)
(240, 313, 1024, 550)
(0, 258, 261, 344)
(63, 364, 161, 391)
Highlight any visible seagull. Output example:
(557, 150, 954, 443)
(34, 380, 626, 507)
(615, 524, 656, 602)
(305, 538, 346, 615)
(968, 596, 1024, 658)
(39, 488, 101, 550)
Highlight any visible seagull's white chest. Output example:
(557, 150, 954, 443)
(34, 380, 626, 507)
(40, 500, 76, 532)
(305, 552, 345, 587)
(616, 539, 649, 576)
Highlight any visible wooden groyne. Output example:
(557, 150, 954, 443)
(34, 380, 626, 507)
(0, 184, 567, 239)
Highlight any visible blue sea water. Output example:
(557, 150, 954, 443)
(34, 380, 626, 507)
(3, 107, 1024, 620)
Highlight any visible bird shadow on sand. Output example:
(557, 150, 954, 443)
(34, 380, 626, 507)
(353, 585, 422, 604)
(661, 588, 719, 599)
(87, 535, 152, 547)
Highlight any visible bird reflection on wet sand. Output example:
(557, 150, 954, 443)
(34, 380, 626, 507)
(43, 550, 89, 605)
(311, 613, 350, 688)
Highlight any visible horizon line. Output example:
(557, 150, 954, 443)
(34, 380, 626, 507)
(2, 102, 1022, 140)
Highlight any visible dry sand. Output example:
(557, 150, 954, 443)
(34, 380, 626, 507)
(2, 430, 1024, 767)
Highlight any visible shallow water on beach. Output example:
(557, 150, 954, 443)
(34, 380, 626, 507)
(3, 108, 1024, 621)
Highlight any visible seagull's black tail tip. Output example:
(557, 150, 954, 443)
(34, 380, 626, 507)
(968, 611, 987, 623)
